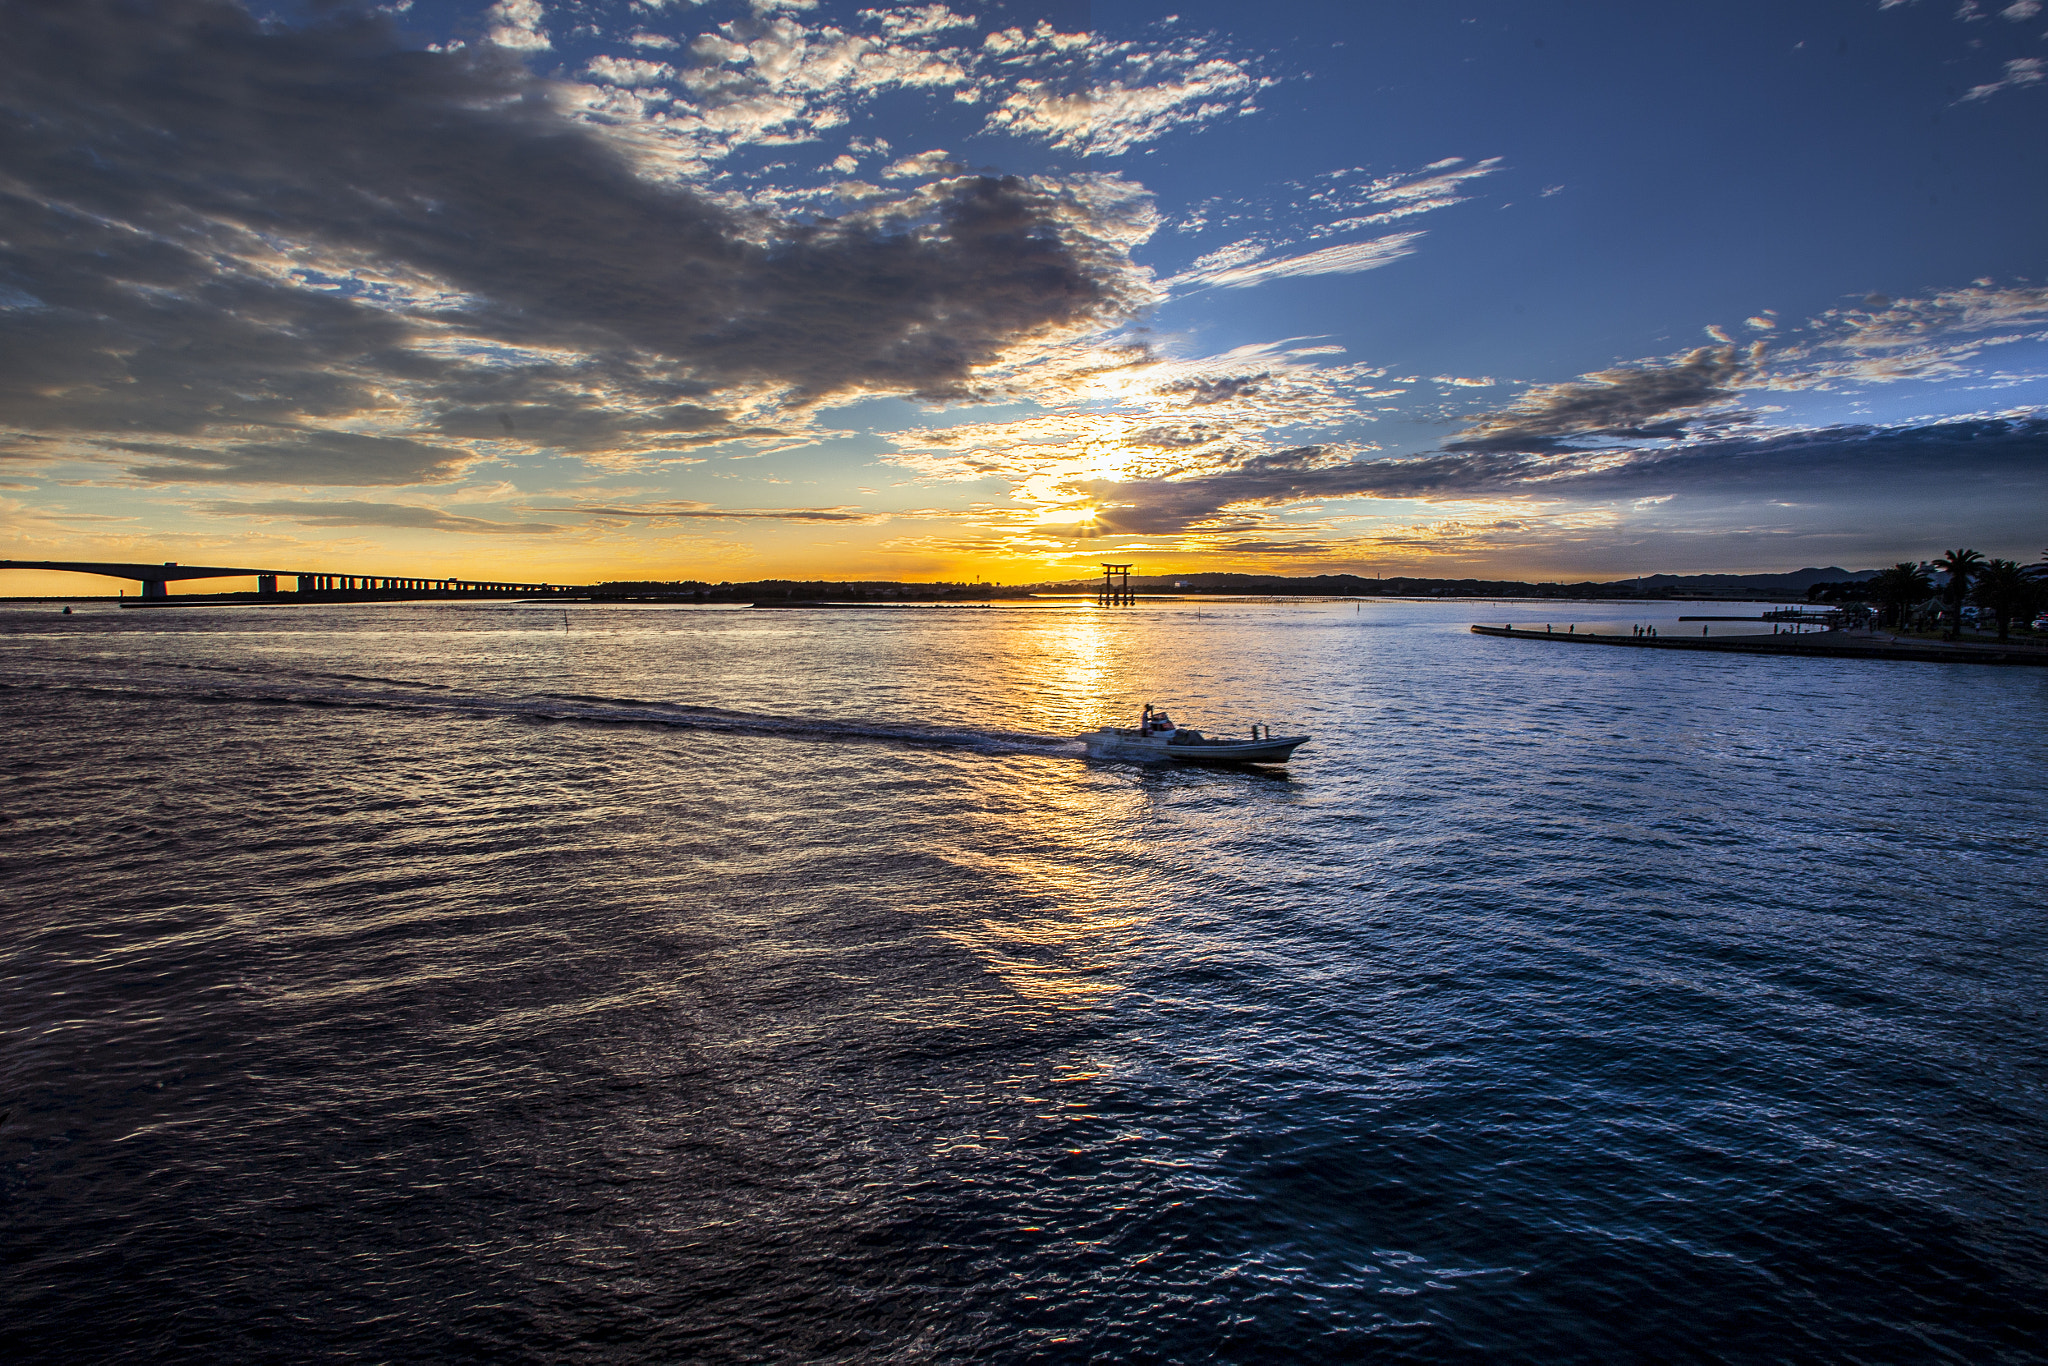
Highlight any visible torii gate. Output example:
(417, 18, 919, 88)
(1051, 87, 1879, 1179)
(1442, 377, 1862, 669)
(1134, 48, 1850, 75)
(1099, 562, 1134, 606)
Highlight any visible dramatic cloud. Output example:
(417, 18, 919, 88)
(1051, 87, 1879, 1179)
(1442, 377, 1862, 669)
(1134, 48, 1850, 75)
(3, 3, 2037, 577)
(0, 0, 1155, 482)
(875, 264, 2048, 571)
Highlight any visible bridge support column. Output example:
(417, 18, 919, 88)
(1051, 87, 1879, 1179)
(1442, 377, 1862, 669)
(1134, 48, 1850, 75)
(258, 575, 276, 594)
(141, 579, 168, 599)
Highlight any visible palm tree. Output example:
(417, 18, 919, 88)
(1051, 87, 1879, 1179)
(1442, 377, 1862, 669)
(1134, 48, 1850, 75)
(1867, 562, 1933, 629)
(1972, 559, 2041, 642)
(1932, 548, 1985, 639)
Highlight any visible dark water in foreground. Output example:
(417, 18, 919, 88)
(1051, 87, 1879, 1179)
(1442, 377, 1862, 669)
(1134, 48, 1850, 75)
(4, 598, 2045, 1362)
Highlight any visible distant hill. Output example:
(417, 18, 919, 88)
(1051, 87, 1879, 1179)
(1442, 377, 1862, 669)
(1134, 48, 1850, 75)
(1030, 568, 1880, 598)
(1620, 567, 1879, 592)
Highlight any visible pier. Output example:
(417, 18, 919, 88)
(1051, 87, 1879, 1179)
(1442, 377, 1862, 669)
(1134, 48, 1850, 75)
(1470, 623, 2048, 666)
(0, 559, 580, 605)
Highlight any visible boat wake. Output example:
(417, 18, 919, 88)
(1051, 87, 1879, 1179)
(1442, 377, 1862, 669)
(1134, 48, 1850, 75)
(1, 656, 1080, 756)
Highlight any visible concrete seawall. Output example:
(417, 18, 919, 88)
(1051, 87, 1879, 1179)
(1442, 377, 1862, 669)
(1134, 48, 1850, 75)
(1470, 624, 2048, 666)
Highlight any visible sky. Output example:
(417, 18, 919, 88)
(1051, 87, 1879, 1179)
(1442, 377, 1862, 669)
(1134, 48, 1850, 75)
(2, 0, 2045, 591)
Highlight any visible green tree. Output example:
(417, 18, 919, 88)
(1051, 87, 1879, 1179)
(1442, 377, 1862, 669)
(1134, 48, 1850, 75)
(1932, 548, 1986, 639)
(1972, 559, 2041, 642)
(1867, 562, 1933, 628)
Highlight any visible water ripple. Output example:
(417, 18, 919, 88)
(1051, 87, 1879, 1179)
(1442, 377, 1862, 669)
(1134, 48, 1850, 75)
(3, 600, 2045, 1361)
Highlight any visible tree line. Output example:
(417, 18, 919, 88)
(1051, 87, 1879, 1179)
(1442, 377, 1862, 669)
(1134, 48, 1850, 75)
(1811, 548, 2048, 641)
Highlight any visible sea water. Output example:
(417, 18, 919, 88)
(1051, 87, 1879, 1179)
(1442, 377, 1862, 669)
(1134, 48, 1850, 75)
(4, 598, 2045, 1361)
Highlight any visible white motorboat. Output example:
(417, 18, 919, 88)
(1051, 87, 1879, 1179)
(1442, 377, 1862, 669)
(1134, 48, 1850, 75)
(1082, 703, 1310, 765)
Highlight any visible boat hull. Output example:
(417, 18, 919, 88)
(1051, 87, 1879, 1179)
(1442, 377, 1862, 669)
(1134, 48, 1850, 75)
(1082, 731, 1309, 764)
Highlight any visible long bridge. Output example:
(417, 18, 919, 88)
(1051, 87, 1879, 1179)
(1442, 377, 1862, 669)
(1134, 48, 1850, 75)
(0, 559, 579, 604)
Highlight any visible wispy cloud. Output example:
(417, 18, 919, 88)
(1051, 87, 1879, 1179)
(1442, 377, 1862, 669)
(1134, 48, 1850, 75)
(1960, 56, 2045, 101)
(121, 434, 481, 487)
(1158, 157, 1500, 294)
(537, 501, 879, 523)
(203, 499, 565, 534)
(1880, 2, 2048, 102)
(1167, 232, 1425, 291)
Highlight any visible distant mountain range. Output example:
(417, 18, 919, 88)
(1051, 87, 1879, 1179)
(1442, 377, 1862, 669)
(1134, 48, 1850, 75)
(1039, 567, 1882, 597)
(1616, 567, 1879, 591)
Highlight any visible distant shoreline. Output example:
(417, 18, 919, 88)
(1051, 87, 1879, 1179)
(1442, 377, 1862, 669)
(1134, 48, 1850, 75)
(3, 591, 1823, 609)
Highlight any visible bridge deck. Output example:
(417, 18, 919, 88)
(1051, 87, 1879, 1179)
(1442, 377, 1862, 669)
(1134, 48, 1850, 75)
(2, 559, 578, 599)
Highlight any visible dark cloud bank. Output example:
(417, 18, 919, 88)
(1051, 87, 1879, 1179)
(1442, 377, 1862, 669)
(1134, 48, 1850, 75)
(0, 0, 1143, 482)
(1076, 417, 2048, 536)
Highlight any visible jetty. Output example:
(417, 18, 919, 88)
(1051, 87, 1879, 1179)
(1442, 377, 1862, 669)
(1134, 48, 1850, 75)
(1471, 623, 2048, 666)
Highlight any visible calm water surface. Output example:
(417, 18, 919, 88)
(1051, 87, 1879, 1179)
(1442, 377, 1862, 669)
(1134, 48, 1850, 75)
(4, 598, 2045, 1362)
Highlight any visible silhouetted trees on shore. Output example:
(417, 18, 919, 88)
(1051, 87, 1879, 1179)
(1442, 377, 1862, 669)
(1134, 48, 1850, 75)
(1819, 547, 2047, 641)
(1973, 556, 2042, 641)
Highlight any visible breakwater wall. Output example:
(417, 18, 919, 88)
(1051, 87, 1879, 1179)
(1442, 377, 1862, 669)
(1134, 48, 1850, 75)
(1470, 624, 2048, 666)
